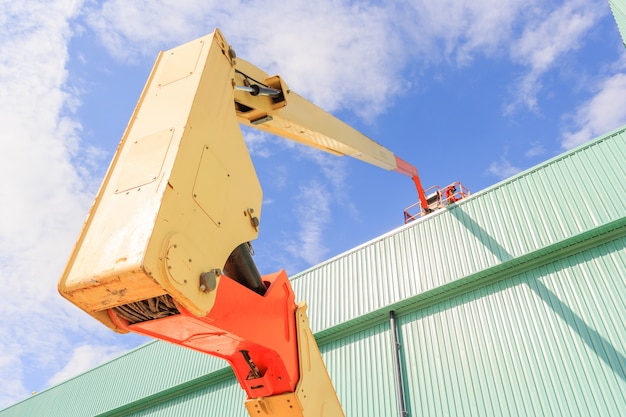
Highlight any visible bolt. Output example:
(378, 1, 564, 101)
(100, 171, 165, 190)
(199, 269, 220, 292)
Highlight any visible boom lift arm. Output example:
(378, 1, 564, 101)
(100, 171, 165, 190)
(58, 29, 433, 416)
(232, 57, 431, 211)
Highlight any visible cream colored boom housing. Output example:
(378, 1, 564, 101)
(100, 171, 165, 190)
(58, 29, 408, 331)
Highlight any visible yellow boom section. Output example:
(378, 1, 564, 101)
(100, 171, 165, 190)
(59, 30, 263, 327)
(233, 59, 400, 171)
(60, 29, 420, 416)
(232, 58, 429, 209)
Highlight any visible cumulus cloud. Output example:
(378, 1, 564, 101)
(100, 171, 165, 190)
(561, 70, 626, 149)
(243, 129, 276, 159)
(0, 345, 25, 408)
(399, 0, 528, 65)
(85, 0, 406, 117)
(84, 0, 607, 121)
(487, 157, 522, 179)
(525, 141, 547, 158)
(286, 180, 332, 265)
(0, 0, 122, 407)
(507, 0, 606, 112)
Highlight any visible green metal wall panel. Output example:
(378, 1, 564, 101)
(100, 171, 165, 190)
(320, 322, 398, 416)
(0, 342, 231, 417)
(123, 378, 246, 417)
(399, 236, 626, 417)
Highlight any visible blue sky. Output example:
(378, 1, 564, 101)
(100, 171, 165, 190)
(1, 0, 625, 408)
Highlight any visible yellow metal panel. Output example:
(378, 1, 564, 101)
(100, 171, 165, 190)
(59, 30, 262, 329)
(245, 393, 303, 416)
(114, 128, 174, 193)
(293, 303, 344, 417)
(192, 145, 232, 227)
(157, 38, 203, 86)
(234, 59, 398, 171)
(244, 303, 344, 417)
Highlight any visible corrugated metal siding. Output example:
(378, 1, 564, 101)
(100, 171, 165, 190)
(291, 127, 626, 334)
(0, 342, 231, 417)
(401, 236, 626, 417)
(2, 126, 624, 416)
(610, 0, 626, 46)
(124, 378, 246, 417)
(320, 322, 398, 416)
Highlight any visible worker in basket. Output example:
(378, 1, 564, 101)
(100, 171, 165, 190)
(445, 185, 458, 204)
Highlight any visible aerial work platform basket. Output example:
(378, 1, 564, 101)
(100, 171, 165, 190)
(403, 181, 470, 223)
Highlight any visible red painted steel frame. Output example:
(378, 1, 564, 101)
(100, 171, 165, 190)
(108, 270, 300, 399)
(393, 155, 430, 212)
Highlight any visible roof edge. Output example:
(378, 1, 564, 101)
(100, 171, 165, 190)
(313, 216, 626, 345)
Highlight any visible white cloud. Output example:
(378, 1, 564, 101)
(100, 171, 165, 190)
(561, 69, 626, 149)
(400, 0, 528, 65)
(286, 180, 332, 265)
(299, 148, 348, 194)
(487, 158, 522, 179)
(85, 0, 215, 61)
(0, 0, 86, 274)
(525, 141, 547, 158)
(0, 346, 25, 408)
(85, 0, 405, 117)
(0, 0, 114, 408)
(297, 148, 360, 221)
(47, 344, 127, 387)
(243, 129, 275, 158)
(507, 0, 606, 112)
(84, 0, 608, 122)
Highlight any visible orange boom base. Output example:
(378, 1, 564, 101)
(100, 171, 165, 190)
(109, 270, 299, 399)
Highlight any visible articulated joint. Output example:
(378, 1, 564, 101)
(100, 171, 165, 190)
(244, 303, 345, 417)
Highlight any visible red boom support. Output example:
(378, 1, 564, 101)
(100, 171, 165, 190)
(109, 270, 300, 399)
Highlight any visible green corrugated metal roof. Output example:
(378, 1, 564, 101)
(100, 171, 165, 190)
(2, 125, 625, 416)
(610, 0, 626, 46)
